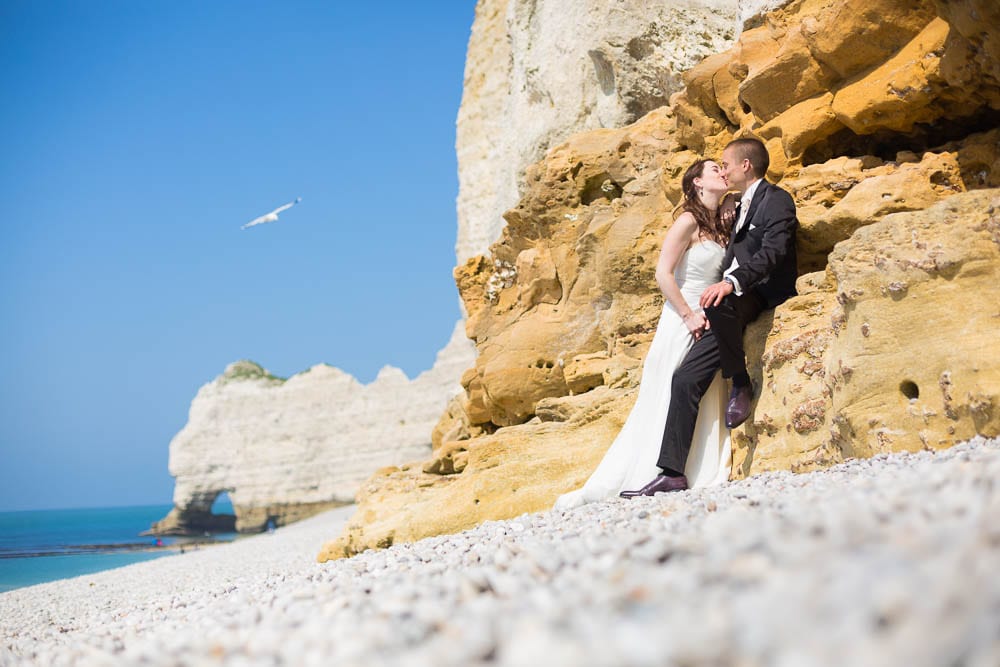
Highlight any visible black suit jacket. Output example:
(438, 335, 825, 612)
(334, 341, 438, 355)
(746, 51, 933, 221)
(724, 180, 798, 309)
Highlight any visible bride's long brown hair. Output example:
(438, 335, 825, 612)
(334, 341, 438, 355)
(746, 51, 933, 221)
(679, 159, 729, 245)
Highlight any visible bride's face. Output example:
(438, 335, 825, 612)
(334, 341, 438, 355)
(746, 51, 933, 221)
(695, 161, 728, 195)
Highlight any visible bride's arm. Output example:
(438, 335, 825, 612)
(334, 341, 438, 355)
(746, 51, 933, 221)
(655, 212, 708, 339)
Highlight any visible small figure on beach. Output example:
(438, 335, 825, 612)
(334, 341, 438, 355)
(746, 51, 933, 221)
(556, 137, 799, 509)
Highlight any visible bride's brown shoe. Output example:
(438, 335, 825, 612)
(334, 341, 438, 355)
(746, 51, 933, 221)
(620, 474, 688, 498)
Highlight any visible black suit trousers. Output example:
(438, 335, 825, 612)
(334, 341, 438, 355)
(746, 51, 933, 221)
(656, 290, 764, 473)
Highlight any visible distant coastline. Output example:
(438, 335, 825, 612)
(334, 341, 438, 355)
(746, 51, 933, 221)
(0, 503, 239, 592)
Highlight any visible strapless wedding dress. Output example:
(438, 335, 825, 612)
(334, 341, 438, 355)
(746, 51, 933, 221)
(555, 241, 731, 510)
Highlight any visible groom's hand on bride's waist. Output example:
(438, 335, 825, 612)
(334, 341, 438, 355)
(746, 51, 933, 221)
(700, 280, 734, 308)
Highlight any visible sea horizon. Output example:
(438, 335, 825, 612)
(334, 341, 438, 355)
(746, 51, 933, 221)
(0, 501, 240, 593)
(0, 500, 179, 514)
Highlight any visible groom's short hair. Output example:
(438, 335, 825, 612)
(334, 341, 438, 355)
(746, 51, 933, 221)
(726, 137, 769, 179)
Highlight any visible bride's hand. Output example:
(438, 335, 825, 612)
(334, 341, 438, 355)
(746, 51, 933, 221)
(683, 312, 708, 340)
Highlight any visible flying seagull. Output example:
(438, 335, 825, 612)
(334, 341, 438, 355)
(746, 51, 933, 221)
(241, 197, 302, 230)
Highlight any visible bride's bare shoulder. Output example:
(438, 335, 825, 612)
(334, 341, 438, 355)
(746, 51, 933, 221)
(668, 211, 700, 245)
(671, 210, 697, 230)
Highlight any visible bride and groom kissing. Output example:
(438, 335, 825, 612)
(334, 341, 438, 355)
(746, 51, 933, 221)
(556, 137, 798, 510)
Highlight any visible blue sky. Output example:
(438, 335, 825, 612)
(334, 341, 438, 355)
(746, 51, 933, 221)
(0, 1, 475, 511)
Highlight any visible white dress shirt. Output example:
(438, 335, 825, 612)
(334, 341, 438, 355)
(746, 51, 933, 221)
(723, 178, 763, 296)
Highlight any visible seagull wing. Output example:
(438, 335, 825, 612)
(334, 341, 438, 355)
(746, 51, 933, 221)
(270, 198, 300, 216)
(241, 214, 271, 230)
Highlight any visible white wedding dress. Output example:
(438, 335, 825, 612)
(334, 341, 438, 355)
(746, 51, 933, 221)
(555, 241, 732, 510)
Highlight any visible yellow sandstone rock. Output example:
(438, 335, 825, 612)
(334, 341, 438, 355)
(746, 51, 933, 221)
(738, 22, 835, 123)
(734, 189, 1000, 475)
(456, 108, 678, 429)
(831, 18, 952, 134)
(800, 0, 937, 80)
(932, 0, 1000, 91)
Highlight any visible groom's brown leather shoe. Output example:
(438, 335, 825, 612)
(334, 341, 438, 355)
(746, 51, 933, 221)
(620, 474, 689, 498)
(725, 382, 755, 429)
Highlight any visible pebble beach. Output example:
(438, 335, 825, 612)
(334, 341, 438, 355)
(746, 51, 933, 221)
(2, 437, 998, 666)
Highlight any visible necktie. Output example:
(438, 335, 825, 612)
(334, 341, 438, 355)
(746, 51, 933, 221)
(734, 199, 749, 235)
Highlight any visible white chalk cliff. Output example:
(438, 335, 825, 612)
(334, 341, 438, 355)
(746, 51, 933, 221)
(455, 0, 784, 262)
(152, 324, 474, 534)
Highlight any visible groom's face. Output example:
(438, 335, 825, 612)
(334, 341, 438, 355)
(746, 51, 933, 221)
(721, 147, 750, 194)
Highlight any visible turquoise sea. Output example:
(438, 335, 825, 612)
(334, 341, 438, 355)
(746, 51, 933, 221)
(0, 503, 239, 593)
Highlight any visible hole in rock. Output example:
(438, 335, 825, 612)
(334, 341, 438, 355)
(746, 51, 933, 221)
(185, 490, 237, 535)
(581, 172, 624, 205)
(211, 491, 235, 516)
(801, 108, 1000, 168)
(900, 380, 919, 401)
(207, 491, 237, 532)
(626, 36, 655, 60)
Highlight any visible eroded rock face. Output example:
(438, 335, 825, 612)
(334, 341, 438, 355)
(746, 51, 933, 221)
(455, 0, 749, 262)
(151, 324, 473, 535)
(735, 189, 1000, 474)
(783, 129, 1000, 270)
(320, 0, 1000, 559)
(459, 109, 681, 427)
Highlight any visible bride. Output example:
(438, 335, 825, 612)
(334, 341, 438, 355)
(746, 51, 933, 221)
(555, 159, 733, 510)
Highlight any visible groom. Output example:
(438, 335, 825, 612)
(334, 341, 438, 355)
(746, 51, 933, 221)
(622, 137, 799, 497)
